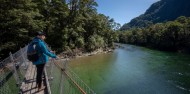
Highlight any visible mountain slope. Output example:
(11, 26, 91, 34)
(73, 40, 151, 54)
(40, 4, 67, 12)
(120, 0, 190, 30)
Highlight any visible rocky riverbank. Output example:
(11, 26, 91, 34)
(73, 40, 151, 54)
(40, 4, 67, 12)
(58, 48, 114, 60)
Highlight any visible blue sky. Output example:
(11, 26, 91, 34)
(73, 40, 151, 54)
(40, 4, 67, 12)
(96, 0, 160, 26)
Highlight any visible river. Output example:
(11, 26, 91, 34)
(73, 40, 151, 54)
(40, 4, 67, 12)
(68, 44, 190, 94)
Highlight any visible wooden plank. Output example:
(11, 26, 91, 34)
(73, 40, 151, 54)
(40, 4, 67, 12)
(30, 67, 37, 94)
(20, 62, 49, 94)
(26, 64, 35, 94)
(20, 62, 32, 92)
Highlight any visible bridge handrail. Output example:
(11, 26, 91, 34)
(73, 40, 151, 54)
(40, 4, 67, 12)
(66, 66, 96, 94)
(50, 59, 96, 94)
(0, 44, 96, 94)
(0, 45, 29, 94)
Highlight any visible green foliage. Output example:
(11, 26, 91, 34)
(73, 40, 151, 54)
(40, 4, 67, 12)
(118, 16, 190, 53)
(0, 0, 44, 59)
(120, 0, 190, 30)
(0, 0, 117, 59)
(86, 35, 105, 51)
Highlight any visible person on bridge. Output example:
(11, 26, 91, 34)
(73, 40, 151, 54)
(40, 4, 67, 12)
(31, 31, 57, 91)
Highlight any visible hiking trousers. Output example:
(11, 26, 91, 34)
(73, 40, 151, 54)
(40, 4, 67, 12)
(36, 63, 45, 87)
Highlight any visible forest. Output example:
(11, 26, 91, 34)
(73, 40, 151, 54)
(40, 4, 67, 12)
(120, 0, 190, 30)
(118, 16, 190, 53)
(0, 0, 119, 60)
(118, 0, 190, 53)
(1, 0, 190, 60)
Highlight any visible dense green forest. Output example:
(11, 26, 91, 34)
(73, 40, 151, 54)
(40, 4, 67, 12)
(120, 0, 190, 30)
(118, 0, 190, 53)
(118, 16, 190, 53)
(0, 0, 119, 60)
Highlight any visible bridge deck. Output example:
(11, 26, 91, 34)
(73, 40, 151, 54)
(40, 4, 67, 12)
(20, 63, 48, 94)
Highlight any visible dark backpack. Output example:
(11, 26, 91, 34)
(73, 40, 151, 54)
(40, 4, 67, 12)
(27, 42, 39, 62)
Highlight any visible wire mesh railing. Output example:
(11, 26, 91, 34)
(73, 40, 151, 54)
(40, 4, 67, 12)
(0, 45, 29, 94)
(66, 67, 96, 94)
(46, 58, 96, 94)
(0, 44, 96, 94)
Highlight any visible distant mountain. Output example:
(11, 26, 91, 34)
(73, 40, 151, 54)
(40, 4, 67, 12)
(120, 0, 190, 30)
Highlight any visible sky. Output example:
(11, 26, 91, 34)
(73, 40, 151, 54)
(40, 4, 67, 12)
(96, 0, 160, 26)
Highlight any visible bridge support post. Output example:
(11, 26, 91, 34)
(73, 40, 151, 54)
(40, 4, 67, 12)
(60, 72, 64, 94)
(20, 47, 27, 70)
(49, 60, 54, 81)
(9, 52, 20, 86)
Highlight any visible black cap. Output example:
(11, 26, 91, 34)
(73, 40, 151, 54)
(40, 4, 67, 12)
(37, 31, 46, 36)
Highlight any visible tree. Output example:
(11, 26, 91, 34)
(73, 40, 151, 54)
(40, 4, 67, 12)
(0, 0, 43, 59)
(0, 0, 118, 59)
(118, 16, 190, 53)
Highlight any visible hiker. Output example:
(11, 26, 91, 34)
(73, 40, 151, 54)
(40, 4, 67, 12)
(28, 31, 57, 90)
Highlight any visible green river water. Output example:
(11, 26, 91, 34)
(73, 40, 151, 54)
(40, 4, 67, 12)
(69, 44, 190, 94)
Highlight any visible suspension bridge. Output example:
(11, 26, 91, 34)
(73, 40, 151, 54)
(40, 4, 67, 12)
(0, 45, 95, 94)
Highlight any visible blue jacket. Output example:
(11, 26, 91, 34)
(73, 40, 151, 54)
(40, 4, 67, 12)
(32, 37, 56, 65)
